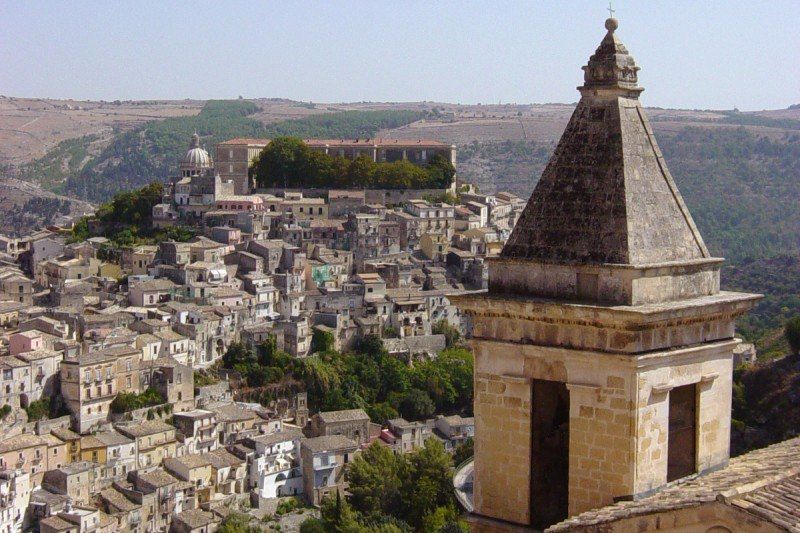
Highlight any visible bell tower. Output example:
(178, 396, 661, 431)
(453, 18, 760, 531)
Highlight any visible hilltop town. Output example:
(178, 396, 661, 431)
(0, 128, 520, 531)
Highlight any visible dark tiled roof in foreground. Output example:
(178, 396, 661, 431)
(548, 437, 800, 531)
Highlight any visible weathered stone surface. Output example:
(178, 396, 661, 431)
(500, 19, 708, 269)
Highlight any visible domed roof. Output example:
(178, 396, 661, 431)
(181, 133, 213, 169)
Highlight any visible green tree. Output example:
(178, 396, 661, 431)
(398, 388, 436, 421)
(320, 492, 366, 532)
(299, 519, 327, 533)
(252, 136, 310, 188)
(24, 397, 52, 421)
(784, 315, 800, 355)
(432, 320, 461, 348)
(402, 439, 457, 528)
(452, 437, 474, 467)
(427, 153, 456, 188)
(311, 327, 335, 354)
(355, 335, 387, 359)
(346, 443, 406, 518)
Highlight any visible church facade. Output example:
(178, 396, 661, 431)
(453, 18, 760, 531)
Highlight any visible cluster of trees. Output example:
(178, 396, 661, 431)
(250, 136, 455, 190)
(19, 134, 97, 191)
(220, 338, 296, 389)
(110, 387, 166, 414)
(263, 109, 427, 139)
(299, 337, 473, 424)
(301, 440, 468, 532)
(220, 334, 473, 425)
(23, 395, 68, 422)
(70, 182, 196, 247)
(661, 128, 800, 264)
(0, 196, 75, 237)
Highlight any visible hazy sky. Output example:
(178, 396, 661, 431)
(2, 1, 798, 111)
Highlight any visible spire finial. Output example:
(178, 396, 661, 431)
(606, 1, 618, 32)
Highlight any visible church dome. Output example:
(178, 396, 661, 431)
(180, 133, 213, 174)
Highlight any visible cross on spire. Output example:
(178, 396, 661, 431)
(607, 0, 615, 19)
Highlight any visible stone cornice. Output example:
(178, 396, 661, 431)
(451, 291, 760, 332)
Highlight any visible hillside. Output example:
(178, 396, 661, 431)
(13, 101, 430, 204)
(0, 177, 94, 232)
(732, 354, 800, 456)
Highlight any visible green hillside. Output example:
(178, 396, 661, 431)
(21, 101, 428, 203)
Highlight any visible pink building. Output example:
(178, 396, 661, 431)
(9, 331, 43, 356)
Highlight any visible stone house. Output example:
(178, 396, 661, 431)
(170, 508, 218, 533)
(94, 430, 137, 481)
(41, 461, 101, 504)
(300, 435, 358, 506)
(0, 434, 52, 486)
(305, 409, 370, 446)
(172, 410, 218, 455)
(247, 429, 304, 499)
(60, 351, 119, 433)
(116, 420, 179, 469)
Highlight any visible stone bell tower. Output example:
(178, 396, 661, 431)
(453, 18, 760, 531)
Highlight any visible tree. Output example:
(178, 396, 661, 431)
(311, 327, 335, 354)
(320, 492, 367, 532)
(421, 506, 463, 533)
(785, 315, 800, 356)
(402, 439, 456, 528)
(252, 136, 310, 188)
(427, 153, 456, 188)
(24, 397, 52, 421)
(299, 518, 326, 533)
(366, 402, 399, 425)
(356, 335, 387, 359)
(346, 443, 405, 518)
(452, 437, 474, 467)
(398, 388, 435, 421)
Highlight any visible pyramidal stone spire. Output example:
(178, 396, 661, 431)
(501, 18, 709, 268)
(451, 18, 760, 532)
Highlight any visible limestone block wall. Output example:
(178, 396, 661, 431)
(567, 376, 636, 515)
(472, 339, 641, 521)
(471, 336, 739, 522)
(633, 342, 735, 495)
(473, 370, 532, 525)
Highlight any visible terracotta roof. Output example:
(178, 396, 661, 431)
(549, 437, 800, 531)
